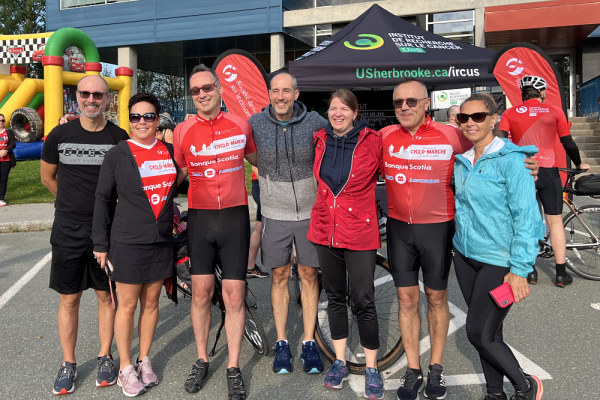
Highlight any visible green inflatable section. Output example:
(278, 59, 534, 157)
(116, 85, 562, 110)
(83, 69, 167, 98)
(27, 93, 44, 110)
(44, 27, 100, 63)
(0, 92, 13, 108)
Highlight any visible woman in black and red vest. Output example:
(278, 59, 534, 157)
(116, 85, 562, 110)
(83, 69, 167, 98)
(0, 113, 16, 207)
(92, 93, 181, 398)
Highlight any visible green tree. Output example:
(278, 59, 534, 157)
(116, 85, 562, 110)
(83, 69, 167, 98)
(137, 69, 183, 100)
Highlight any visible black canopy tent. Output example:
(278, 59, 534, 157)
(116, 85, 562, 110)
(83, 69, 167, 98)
(281, 4, 498, 90)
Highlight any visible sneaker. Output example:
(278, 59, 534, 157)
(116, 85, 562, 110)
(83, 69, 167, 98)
(555, 272, 573, 288)
(246, 264, 269, 279)
(96, 354, 117, 387)
(184, 358, 209, 393)
(423, 364, 446, 399)
(301, 341, 323, 373)
(323, 359, 350, 389)
(364, 367, 384, 399)
(396, 368, 424, 400)
(117, 365, 146, 398)
(226, 367, 247, 400)
(53, 361, 77, 395)
(524, 374, 543, 400)
(527, 267, 538, 285)
(484, 394, 508, 400)
(0, 200, 6, 207)
(135, 356, 158, 388)
(273, 340, 293, 374)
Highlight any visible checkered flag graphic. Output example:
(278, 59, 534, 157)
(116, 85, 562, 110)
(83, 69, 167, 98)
(0, 37, 48, 64)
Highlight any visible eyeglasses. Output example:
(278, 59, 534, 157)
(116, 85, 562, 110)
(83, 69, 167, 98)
(190, 82, 218, 96)
(129, 113, 157, 123)
(392, 98, 428, 108)
(456, 112, 493, 124)
(77, 91, 106, 100)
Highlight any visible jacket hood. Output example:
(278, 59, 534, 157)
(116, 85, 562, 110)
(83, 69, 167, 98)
(265, 101, 308, 125)
(324, 119, 368, 143)
(456, 138, 538, 167)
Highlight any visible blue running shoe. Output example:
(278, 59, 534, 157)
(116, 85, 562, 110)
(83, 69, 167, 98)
(365, 367, 384, 399)
(301, 341, 323, 373)
(323, 360, 350, 390)
(273, 340, 293, 374)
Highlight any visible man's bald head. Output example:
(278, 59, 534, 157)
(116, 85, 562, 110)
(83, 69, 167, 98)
(447, 105, 460, 127)
(393, 78, 428, 99)
(77, 75, 109, 93)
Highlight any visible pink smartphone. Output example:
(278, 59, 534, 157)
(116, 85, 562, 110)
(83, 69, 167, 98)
(489, 282, 515, 308)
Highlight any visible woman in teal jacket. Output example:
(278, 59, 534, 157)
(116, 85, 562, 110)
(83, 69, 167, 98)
(452, 94, 544, 400)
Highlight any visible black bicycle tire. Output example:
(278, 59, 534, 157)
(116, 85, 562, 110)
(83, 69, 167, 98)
(563, 205, 600, 280)
(244, 304, 270, 355)
(175, 277, 192, 298)
(294, 270, 302, 307)
(314, 255, 404, 374)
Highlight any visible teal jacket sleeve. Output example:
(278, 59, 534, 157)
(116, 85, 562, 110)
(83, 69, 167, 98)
(504, 153, 544, 277)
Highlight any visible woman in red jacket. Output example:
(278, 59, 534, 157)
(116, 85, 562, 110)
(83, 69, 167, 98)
(307, 89, 384, 399)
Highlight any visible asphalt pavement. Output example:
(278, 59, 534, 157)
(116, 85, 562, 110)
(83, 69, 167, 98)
(1, 200, 600, 399)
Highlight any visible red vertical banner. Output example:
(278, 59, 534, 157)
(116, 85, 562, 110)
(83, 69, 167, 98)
(489, 43, 569, 182)
(214, 50, 270, 120)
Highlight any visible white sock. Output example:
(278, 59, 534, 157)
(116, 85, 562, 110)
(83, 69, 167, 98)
(302, 340, 315, 345)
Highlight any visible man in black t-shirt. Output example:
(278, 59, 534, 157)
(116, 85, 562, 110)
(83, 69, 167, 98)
(41, 75, 129, 395)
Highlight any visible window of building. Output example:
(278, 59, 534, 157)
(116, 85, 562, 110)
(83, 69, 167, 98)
(61, 0, 138, 9)
(426, 10, 474, 45)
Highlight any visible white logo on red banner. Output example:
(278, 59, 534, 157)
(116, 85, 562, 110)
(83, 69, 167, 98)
(506, 58, 524, 76)
(516, 106, 528, 114)
(223, 65, 238, 82)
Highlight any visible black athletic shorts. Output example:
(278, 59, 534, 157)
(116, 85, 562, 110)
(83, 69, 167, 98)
(49, 217, 110, 294)
(187, 205, 250, 281)
(535, 167, 563, 216)
(251, 180, 261, 222)
(386, 217, 454, 291)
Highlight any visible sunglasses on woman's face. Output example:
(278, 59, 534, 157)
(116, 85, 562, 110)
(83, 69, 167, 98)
(392, 98, 427, 108)
(456, 112, 493, 124)
(129, 113, 157, 123)
(189, 82, 218, 96)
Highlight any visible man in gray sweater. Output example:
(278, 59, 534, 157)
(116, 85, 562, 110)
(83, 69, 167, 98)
(249, 72, 327, 375)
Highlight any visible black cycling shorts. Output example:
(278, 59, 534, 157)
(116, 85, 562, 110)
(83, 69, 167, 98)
(386, 217, 454, 291)
(251, 179, 261, 222)
(535, 167, 563, 216)
(187, 205, 250, 281)
(49, 218, 110, 294)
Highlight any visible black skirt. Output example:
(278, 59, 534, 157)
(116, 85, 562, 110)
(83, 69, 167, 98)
(108, 241, 173, 284)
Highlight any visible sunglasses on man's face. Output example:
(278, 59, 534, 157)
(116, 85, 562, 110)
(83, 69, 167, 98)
(392, 98, 428, 108)
(456, 112, 493, 124)
(129, 113, 157, 123)
(77, 91, 106, 100)
(189, 82, 218, 96)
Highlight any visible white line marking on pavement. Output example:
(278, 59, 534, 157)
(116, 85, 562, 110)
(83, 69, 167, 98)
(591, 303, 600, 310)
(0, 251, 52, 311)
(349, 280, 552, 395)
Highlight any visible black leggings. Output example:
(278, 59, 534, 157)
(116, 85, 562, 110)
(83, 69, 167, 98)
(453, 249, 528, 394)
(314, 244, 379, 350)
(0, 161, 10, 200)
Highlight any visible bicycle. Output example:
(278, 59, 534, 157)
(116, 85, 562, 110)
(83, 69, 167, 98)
(537, 168, 600, 280)
(296, 182, 404, 374)
(172, 222, 270, 356)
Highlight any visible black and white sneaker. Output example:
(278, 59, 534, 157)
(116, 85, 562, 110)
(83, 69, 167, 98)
(424, 364, 446, 399)
(53, 361, 77, 395)
(226, 367, 247, 400)
(96, 354, 117, 387)
(184, 359, 209, 393)
(396, 368, 424, 400)
(246, 264, 270, 279)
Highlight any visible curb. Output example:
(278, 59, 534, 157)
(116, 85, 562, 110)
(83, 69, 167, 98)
(0, 221, 54, 233)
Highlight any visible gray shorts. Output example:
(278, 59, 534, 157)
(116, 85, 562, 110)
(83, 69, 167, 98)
(261, 216, 320, 269)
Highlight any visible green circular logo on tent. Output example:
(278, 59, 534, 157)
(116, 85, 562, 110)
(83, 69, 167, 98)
(437, 92, 448, 102)
(344, 34, 384, 50)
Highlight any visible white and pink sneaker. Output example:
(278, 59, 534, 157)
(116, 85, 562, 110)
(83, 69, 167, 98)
(117, 365, 146, 397)
(135, 356, 158, 388)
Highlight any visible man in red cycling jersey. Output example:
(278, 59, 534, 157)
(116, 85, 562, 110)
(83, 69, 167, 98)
(500, 75, 589, 287)
(381, 78, 538, 400)
(173, 64, 257, 400)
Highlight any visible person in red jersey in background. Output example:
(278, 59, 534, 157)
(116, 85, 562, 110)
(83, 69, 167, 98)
(381, 78, 539, 400)
(500, 75, 589, 288)
(93, 93, 179, 397)
(173, 64, 256, 400)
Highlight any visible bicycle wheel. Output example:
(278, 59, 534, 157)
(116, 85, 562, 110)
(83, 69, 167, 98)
(315, 254, 403, 374)
(293, 264, 302, 307)
(244, 304, 270, 355)
(563, 205, 600, 280)
(175, 276, 192, 298)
